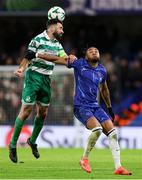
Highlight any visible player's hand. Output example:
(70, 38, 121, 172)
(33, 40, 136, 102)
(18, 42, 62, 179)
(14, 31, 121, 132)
(107, 107, 115, 123)
(68, 54, 77, 63)
(14, 67, 24, 78)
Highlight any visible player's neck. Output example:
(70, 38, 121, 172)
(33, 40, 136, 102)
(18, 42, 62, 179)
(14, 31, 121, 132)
(46, 30, 55, 40)
(89, 61, 99, 68)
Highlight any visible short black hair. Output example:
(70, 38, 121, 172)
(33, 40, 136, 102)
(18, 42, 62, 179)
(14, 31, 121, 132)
(46, 19, 63, 28)
(82, 45, 99, 57)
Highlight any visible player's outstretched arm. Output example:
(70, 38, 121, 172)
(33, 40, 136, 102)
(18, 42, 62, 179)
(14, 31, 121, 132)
(37, 53, 67, 65)
(99, 81, 115, 121)
(37, 53, 77, 65)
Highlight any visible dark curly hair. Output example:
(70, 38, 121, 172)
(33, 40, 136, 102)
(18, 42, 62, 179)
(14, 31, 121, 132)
(47, 19, 63, 29)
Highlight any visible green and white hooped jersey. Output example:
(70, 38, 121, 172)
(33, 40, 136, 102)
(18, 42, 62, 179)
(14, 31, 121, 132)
(28, 30, 66, 75)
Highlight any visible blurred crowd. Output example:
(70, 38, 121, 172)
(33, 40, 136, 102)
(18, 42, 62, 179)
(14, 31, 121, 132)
(0, 73, 22, 124)
(0, 71, 74, 125)
(0, 16, 142, 125)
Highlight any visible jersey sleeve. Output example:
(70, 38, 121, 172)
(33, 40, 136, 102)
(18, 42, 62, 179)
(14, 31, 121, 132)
(67, 58, 82, 69)
(28, 37, 40, 52)
(58, 44, 67, 57)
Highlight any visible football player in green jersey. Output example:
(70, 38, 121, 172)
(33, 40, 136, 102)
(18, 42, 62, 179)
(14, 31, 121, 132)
(9, 19, 67, 163)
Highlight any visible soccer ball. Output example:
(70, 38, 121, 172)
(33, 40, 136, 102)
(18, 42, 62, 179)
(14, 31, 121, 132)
(48, 6, 65, 21)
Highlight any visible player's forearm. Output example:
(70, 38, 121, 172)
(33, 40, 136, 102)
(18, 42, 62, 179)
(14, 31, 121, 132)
(19, 58, 29, 71)
(54, 58, 68, 65)
(37, 53, 68, 65)
(37, 53, 60, 62)
(101, 89, 112, 108)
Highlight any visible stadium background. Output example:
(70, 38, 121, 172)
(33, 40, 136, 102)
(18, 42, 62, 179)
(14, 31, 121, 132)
(0, 0, 142, 149)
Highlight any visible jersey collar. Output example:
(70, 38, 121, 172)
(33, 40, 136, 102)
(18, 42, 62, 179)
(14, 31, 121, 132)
(43, 30, 58, 42)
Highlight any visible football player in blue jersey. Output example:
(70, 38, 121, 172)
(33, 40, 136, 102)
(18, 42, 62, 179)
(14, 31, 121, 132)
(32, 47, 131, 175)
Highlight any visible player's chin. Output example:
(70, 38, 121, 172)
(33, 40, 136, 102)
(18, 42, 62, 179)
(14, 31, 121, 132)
(92, 57, 99, 62)
(53, 33, 62, 41)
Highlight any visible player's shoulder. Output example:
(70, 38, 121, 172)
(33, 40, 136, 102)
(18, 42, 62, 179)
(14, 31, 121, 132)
(77, 57, 84, 61)
(78, 57, 86, 64)
(32, 31, 45, 42)
(98, 63, 107, 71)
(68, 57, 84, 68)
(98, 63, 107, 76)
(75, 57, 85, 66)
(28, 31, 45, 48)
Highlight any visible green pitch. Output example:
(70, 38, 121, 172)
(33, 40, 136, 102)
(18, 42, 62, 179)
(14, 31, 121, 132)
(0, 148, 141, 179)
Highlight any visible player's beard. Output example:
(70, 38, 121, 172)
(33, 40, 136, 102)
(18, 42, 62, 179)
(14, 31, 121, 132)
(53, 32, 62, 41)
(92, 57, 99, 63)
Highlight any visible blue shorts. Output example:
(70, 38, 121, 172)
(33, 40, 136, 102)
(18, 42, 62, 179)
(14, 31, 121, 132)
(74, 106, 110, 126)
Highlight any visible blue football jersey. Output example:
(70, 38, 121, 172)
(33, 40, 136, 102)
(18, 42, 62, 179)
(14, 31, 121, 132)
(67, 58, 107, 107)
